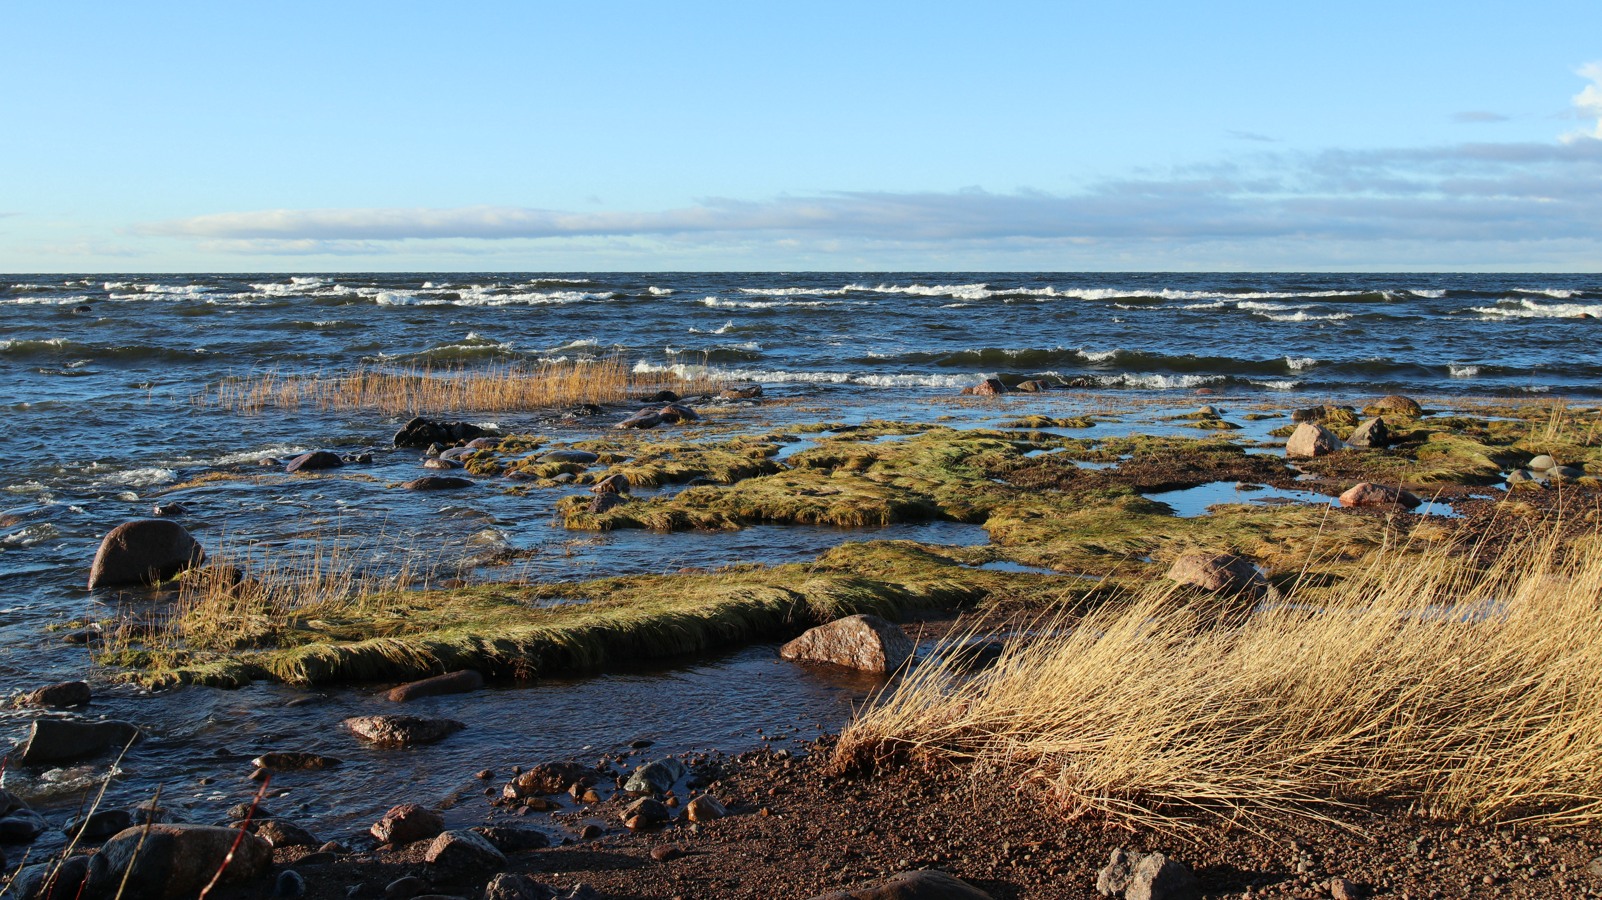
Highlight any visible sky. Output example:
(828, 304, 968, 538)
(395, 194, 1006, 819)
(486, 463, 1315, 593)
(2, 1, 1601, 272)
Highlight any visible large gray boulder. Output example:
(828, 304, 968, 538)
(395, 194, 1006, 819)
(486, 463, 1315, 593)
(83, 824, 271, 900)
(87, 520, 205, 589)
(18, 718, 141, 764)
(779, 614, 914, 673)
(1285, 422, 1345, 458)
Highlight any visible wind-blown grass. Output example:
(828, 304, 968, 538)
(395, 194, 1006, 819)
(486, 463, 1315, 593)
(835, 519, 1602, 830)
(200, 358, 720, 416)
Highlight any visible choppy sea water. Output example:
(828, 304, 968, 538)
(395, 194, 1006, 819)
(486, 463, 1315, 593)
(0, 272, 1596, 844)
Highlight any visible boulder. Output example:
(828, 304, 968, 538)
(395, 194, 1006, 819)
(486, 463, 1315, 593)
(256, 818, 320, 849)
(18, 681, 91, 708)
(83, 824, 271, 900)
(394, 417, 486, 448)
(87, 520, 205, 589)
(1014, 379, 1051, 393)
(647, 389, 682, 403)
(624, 758, 686, 795)
(471, 825, 552, 853)
(18, 718, 141, 764)
(284, 450, 343, 473)
(616, 409, 664, 429)
(539, 449, 600, 465)
(591, 473, 630, 494)
(1291, 404, 1358, 427)
(589, 492, 625, 514)
(0, 808, 47, 842)
(960, 377, 1009, 396)
(1528, 454, 1559, 472)
(1165, 553, 1267, 597)
(369, 804, 444, 845)
(805, 870, 993, 899)
(385, 669, 484, 702)
(1126, 851, 1201, 900)
(1285, 422, 1345, 458)
(401, 475, 474, 491)
(658, 403, 700, 424)
(718, 384, 763, 400)
(502, 762, 595, 799)
(422, 457, 464, 470)
(424, 828, 507, 876)
(683, 794, 727, 822)
(63, 809, 132, 840)
(1346, 417, 1391, 449)
(466, 436, 502, 449)
(9, 855, 91, 900)
(251, 751, 341, 770)
(1338, 483, 1422, 509)
(346, 715, 466, 747)
(779, 614, 914, 673)
(620, 797, 670, 830)
(1363, 395, 1423, 417)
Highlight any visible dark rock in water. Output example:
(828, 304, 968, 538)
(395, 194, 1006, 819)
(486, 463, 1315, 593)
(343, 452, 373, 464)
(624, 758, 686, 795)
(227, 802, 272, 822)
(285, 450, 343, 473)
(84, 824, 272, 900)
(615, 409, 663, 429)
(591, 473, 629, 495)
(1165, 553, 1267, 597)
(439, 446, 473, 461)
(151, 502, 187, 517)
(73, 304, 94, 314)
(539, 449, 600, 464)
(620, 797, 670, 830)
(780, 614, 915, 673)
(425, 829, 507, 875)
(394, 416, 487, 448)
(130, 801, 177, 825)
(258, 456, 282, 467)
(466, 436, 502, 449)
(257, 819, 320, 849)
(658, 403, 699, 424)
(401, 475, 473, 491)
(1013, 379, 1051, 393)
(1339, 482, 1421, 509)
(806, 870, 993, 900)
(646, 389, 681, 403)
(385, 669, 484, 702)
(960, 377, 1010, 396)
(63, 809, 132, 841)
(19, 680, 91, 708)
(717, 384, 763, 400)
(251, 751, 342, 770)
(421, 457, 463, 470)
(274, 869, 307, 898)
(589, 492, 625, 514)
(369, 804, 444, 845)
(19, 718, 141, 764)
(502, 762, 595, 799)
(10, 855, 91, 900)
(87, 519, 205, 589)
(1347, 417, 1392, 449)
(472, 825, 552, 853)
(0, 808, 47, 842)
(560, 403, 604, 419)
(345, 714, 465, 747)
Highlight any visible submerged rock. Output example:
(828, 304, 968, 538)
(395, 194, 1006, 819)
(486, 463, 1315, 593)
(401, 475, 473, 491)
(17, 680, 91, 708)
(84, 824, 272, 900)
(345, 714, 465, 747)
(1165, 553, 1266, 597)
(19, 718, 141, 764)
(251, 751, 341, 770)
(87, 519, 205, 589)
(780, 614, 915, 673)
(658, 403, 700, 424)
(1286, 422, 1345, 458)
(1338, 482, 1421, 509)
(394, 416, 487, 448)
(284, 450, 343, 473)
(385, 669, 483, 702)
(806, 870, 993, 899)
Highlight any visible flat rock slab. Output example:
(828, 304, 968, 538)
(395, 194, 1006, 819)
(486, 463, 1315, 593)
(385, 669, 484, 702)
(780, 614, 914, 673)
(346, 714, 466, 747)
(87, 519, 205, 589)
(19, 718, 141, 765)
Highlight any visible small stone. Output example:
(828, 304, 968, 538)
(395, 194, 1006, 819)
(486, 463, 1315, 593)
(1363, 395, 1423, 417)
(683, 795, 727, 822)
(805, 870, 992, 900)
(421, 458, 463, 470)
(580, 824, 603, 840)
(539, 449, 601, 464)
(1528, 454, 1558, 472)
(651, 844, 687, 862)
(472, 825, 552, 853)
(621, 797, 670, 830)
(961, 377, 1009, 396)
(1126, 851, 1200, 900)
(1346, 417, 1392, 449)
(257, 819, 320, 848)
(483, 874, 556, 900)
(1330, 877, 1368, 900)
(251, 752, 341, 770)
(591, 473, 630, 494)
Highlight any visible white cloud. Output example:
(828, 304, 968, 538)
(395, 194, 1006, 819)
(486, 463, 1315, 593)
(1569, 61, 1602, 141)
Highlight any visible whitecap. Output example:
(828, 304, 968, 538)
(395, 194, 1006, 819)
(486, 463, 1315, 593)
(1449, 365, 1481, 378)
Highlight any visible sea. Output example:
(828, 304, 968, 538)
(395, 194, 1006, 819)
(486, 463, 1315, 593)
(0, 272, 1597, 844)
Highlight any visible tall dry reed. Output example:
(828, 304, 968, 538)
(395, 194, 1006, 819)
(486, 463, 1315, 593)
(836, 522, 1602, 830)
(201, 358, 721, 417)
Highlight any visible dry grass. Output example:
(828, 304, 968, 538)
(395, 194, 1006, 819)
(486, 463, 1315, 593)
(200, 357, 723, 416)
(836, 517, 1602, 831)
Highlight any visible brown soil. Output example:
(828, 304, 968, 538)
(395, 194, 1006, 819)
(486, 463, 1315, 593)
(212, 743, 1602, 900)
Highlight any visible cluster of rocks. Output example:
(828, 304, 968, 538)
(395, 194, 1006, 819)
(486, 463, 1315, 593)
(1506, 454, 1588, 489)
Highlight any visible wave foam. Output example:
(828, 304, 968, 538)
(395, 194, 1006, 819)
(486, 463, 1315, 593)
(1470, 299, 1602, 319)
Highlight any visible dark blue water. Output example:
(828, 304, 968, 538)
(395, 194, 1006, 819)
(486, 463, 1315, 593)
(0, 272, 1596, 840)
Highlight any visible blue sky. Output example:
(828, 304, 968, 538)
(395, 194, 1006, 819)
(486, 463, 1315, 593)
(3, 2, 1600, 272)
